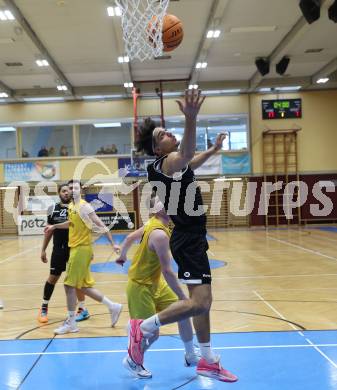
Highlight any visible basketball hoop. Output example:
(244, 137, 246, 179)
(116, 0, 170, 61)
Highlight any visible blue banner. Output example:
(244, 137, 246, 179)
(222, 153, 251, 174)
(118, 157, 155, 177)
(4, 161, 60, 181)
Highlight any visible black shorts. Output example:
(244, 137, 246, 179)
(50, 247, 70, 276)
(170, 229, 211, 285)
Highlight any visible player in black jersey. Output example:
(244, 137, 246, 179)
(37, 184, 88, 323)
(127, 89, 237, 382)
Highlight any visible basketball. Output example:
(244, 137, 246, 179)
(147, 14, 184, 52)
(162, 14, 184, 52)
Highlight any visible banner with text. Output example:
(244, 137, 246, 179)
(18, 215, 48, 236)
(118, 157, 155, 177)
(4, 161, 60, 182)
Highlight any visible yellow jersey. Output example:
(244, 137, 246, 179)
(68, 199, 93, 247)
(128, 216, 171, 286)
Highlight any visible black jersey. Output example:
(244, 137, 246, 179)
(147, 155, 207, 233)
(47, 202, 69, 248)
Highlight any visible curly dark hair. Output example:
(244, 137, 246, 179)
(135, 117, 158, 156)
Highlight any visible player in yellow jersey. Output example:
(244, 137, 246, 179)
(116, 196, 200, 378)
(45, 179, 122, 335)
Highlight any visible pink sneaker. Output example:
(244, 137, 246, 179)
(196, 357, 238, 382)
(127, 319, 146, 365)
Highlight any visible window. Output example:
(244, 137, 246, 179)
(0, 130, 16, 159)
(79, 123, 132, 155)
(21, 126, 73, 157)
(166, 115, 249, 152)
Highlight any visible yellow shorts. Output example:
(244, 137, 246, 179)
(64, 245, 95, 289)
(127, 277, 178, 319)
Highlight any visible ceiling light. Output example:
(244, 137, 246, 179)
(0, 186, 18, 189)
(274, 86, 301, 91)
(196, 62, 207, 69)
(0, 92, 9, 98)
(82, 94, 124, 100)
(118, 56, 129, 63)
(57, 85, 68, 91)
(107, 6, 121, 16)
(0, 10, 15, 21)
(316, 78, 329, 84)
(36, 59, 49, 67)
(207, 30, 221, 38)
(188, 84, 198, 89)
(203, 89, 241, 95)
(0, 126, 16, 132)
(93, 122, 122, 128)
(124, 82, 133, 88)
(259, 88, 272, 92)
(23, 97, 65, 102)
(4, 10, 14, 20)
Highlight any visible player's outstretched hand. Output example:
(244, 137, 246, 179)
(113, 244, 121, 254)
(176, 89, 205, 120)
(41, 250, 48, 263)
(116, 255, 126, 266)
(213, 132, 228, 151)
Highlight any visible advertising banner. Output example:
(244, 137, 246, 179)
(4, 161, 60, 181)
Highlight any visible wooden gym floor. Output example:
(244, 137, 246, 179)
(0, 226, 337, 341)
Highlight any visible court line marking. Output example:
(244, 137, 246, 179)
(267, 236, 337, 261)
(305, 338, 337, 369)
(2, 343, 337, 357)
(0, 245, 40, 265)
(253, 290, 337, 369)
(253, 291, 298, 332)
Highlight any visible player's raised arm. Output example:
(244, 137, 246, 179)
(162, 89, 205, 175)
(189, 133, 227, 171)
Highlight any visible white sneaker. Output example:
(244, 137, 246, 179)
(122, 354, 152, 379)
(0, 300, 3, 309)
(109, 303, 122, 327)
(54, 319, 79, 335)
(185, 349, 202, 367)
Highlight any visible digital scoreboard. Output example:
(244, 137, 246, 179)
(262, 99, 302, 119)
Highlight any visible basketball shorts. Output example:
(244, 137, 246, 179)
(50, 247, 70, 276)
(127, 277, 178, 319)
(64, 245, 95, 289)
(170, 229, 212, 285)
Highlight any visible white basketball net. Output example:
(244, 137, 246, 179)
(116, 0, 170, 62)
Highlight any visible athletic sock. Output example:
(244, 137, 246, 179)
(68, 311, 76, 325)
(199, 342, 217, 363)
(184, 339, 195, 355)
(140, 314, 161, 335)
(43, 281, 55, 302)
(77, 300, 86, 310)
(101, 296, 116, 310)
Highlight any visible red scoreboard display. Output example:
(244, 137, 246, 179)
(262, 99, 302, 119)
